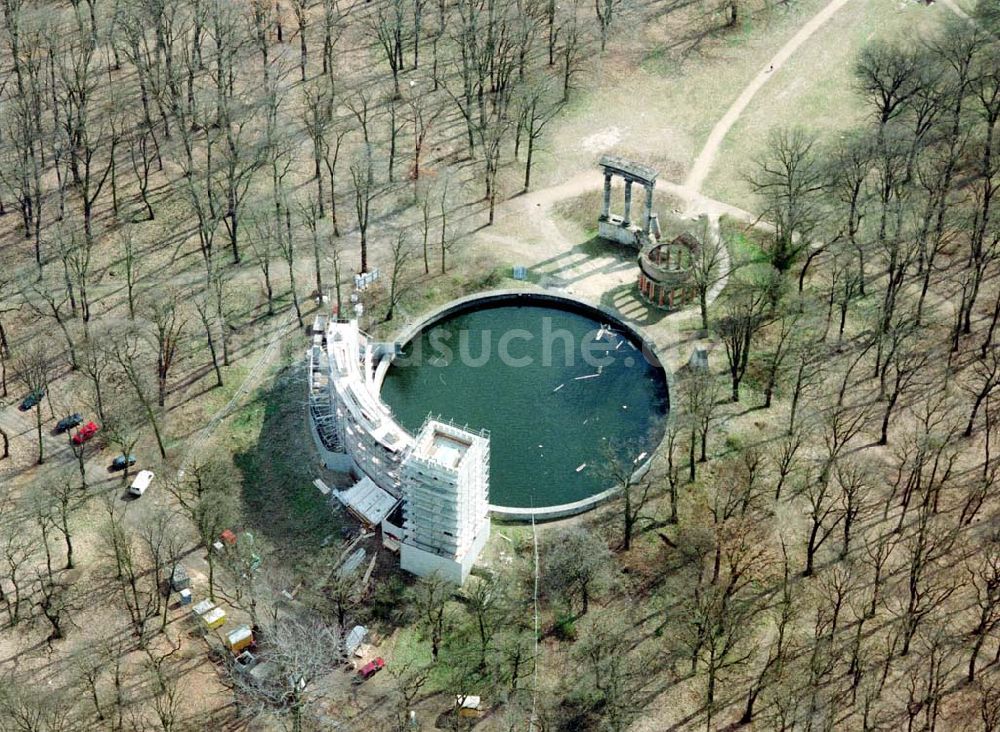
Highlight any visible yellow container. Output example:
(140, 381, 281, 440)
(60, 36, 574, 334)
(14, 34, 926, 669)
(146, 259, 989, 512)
(226, 625, 254, 653)
(201, 607, 226, 630)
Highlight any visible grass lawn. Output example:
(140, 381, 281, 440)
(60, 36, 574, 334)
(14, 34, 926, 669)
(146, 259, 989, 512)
(720, 214, 771, 265)
(531, 0, 836, 187)
(228, 357, 341, 560)
(703, 0, 955, 208)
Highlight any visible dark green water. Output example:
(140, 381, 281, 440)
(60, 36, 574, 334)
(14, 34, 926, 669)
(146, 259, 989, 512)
(380, 303, 669, 508)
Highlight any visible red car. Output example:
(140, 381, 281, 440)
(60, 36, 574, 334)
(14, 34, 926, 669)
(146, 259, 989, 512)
(357, 658, 385, 680)
(71, 421, 100, 445)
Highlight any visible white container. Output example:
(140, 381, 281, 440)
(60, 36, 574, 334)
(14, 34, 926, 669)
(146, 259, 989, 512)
(191, 599, 216, 617)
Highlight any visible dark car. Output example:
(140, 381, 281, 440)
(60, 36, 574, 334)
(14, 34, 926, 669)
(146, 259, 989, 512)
(357, 658, 385, 681)
(71, 421, 100, 445)
(110, 454, 136, 471)
(55, 413, 83, 433)
(19, 389, 45, 411)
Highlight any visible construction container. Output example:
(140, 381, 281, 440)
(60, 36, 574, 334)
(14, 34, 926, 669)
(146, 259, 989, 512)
(344, 625, 367, 657)
(201, 607, 226, 630)
(170, 564, 190, 591)
(226, 625, 254, 654)
(456, 696, 483, 718)
(191, 599, 215, 617)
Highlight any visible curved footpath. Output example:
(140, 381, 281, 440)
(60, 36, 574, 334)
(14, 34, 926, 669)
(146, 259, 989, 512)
(477, 0, 873, 331)
(682, 0, 856, 197)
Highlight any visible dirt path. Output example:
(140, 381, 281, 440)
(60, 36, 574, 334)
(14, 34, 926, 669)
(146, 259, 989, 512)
(475, 0, 861, 314)
(682, 0, 855, 197)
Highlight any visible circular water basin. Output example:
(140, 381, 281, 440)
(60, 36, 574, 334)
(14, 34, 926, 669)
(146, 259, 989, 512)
(379, 293, 670, 512)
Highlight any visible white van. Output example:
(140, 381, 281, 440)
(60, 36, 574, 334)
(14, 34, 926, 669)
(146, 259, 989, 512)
(129, 470, 155, 497)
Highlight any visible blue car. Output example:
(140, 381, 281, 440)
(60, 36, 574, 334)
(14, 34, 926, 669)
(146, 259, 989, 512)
(19, 389, 45, 411)
(55, 413, 83, 433)
(111, 455, 136, 471)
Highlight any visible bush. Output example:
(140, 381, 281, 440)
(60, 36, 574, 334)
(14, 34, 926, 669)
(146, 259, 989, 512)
(553, 613, 577, 641)
(368, 575, 412, 625)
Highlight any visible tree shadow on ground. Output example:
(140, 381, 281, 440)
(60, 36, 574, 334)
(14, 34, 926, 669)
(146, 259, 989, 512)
(600, 282, 673, 328)
(232, 360, 341, 563)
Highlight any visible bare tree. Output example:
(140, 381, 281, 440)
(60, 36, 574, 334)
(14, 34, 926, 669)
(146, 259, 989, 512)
(678, 365, 722, 479)
(13, 341, 52, 464)
(835, 457, 872, 559)
(110, 327, 167, 459)
(194, 290, 224, 388)
(0, 518, 35, 626)
(406, 82, 442, 182)
(854, 40, 922, 131)
(23, 277, 79, 371)
(965, 346, 1000, 437)
(248, 211, 279, 316)
(115, 226, 140, 320)
(875, 316, 933, 445)
(515, 75, 562, 192)
(759, 300, 803, 409)
(102, 386, 145, 487)
(677, 516, 770, 729)
(544, 526, 614, 617)
(128, 124, 158, 222)
(716, 270, 777, 402)
(599, 441, 653, 551)
(740, 541, 795, 724)
(747, 127, 825, 274)
(895, 502, 959, 657)
(146, 295, 187, 408)
(350, 147, 376, 274)
(412, 572, 451, 663)
(233, 614, 341, 732)
(383, 231, 414, 322)
(594, 0, 626, 52)
(193, 489, 239, 601)
(573, 614, 650, 732)
(370, 0, 406, 97)
(387, 662, 431, 731)
(302, 80, 333, 218)
(689, 221, 727, 334)
(967, 531, 1000, 682)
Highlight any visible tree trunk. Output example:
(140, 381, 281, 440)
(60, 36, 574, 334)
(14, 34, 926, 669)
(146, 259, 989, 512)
(35, 405, 44, 464)
(524, 133, 535, 192)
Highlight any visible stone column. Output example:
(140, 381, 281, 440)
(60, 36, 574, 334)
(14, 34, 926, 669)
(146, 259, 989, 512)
(600, 172, 612, 220)
(644, 184, 654, 233)
(622, 179, 633, 227)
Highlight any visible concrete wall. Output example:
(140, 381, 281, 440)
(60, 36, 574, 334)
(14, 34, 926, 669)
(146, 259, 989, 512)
(400, 522, 490, 585)
(307, 413, 354, 472)
(489, 457, 654, 522)
(376, 288, 672, 522)
(376, 288, 671, 407)
(599, 217, 642, 247)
